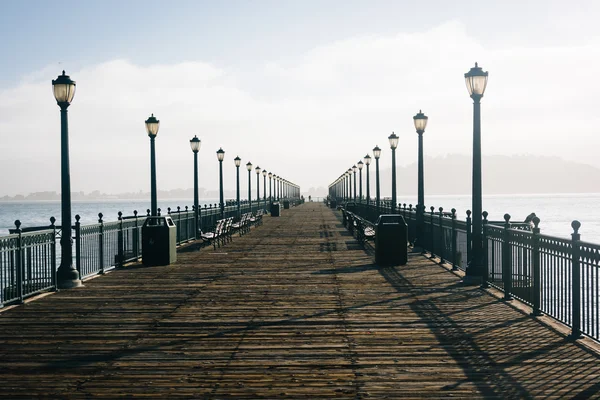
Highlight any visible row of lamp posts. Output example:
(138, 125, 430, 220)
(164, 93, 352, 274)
(52, 71, 300, 289)
(327, 62, 488, 282)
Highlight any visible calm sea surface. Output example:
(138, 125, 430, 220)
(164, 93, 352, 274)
(0, 194, 599, 241)
(0, 198, 220, 236)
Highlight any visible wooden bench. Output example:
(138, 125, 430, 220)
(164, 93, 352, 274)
(232, 213, 252, 236)
(353, 214, 376, 244)
(341, 208, 376, 245)
(201, 218, 229, 249)
(250, 209, 265, 227)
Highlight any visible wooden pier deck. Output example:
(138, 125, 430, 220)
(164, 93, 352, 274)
(1, 202, 599, 399)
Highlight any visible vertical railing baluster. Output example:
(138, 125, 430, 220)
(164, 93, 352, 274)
(177, 206, 181, 244)
(133, 210, 139, 258)
(74, 215, 82, 277)
(14, 220, 23, 303)
(438, 207, 445, 264)
(466, 210, 472, 266)
(408, 204, 413, 245)
(532, 216, 542, 316)
(185, 206, 190, 241)
(451, 209, 458, 271)
(502, 214, 513, 301)
(430, 206, 436, 258)
(117, 211, 124, 268)
(482, 211, 489, 287)
(50, 217, 57, 290)
(571, 220, 582, 339)
(98, 213, 105, 274)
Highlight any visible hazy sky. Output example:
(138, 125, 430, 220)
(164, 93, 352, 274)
(1, 0, 599, 196)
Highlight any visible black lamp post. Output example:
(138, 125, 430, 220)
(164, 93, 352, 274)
(347, 169, 352, 202)
(364, 154, 371, 205)
(357, 160, 363, 203)
(255, 165, 261, 206)
(246, 161, 253, 212)
(190, 136, 201, 237)
(53, 71, 81, 289)
(413, 110, 428, 249)
(262, 169, 267, 210)
(268, 172, 273, 203)
(465, 62, 489, 283)
(373, 145, 381, 212)
(217, 148, 225, 218)
(234, 156, 241, 218)
(145, 113, 160, 217)
(388, 132, 399, 213)
(352, 165, 357, 202)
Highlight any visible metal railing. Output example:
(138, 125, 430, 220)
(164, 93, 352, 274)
(341, 198, 600, 342)
(0, 222, 56, 306)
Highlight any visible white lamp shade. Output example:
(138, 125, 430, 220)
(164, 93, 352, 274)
(145, 114, 160, 137)
(216, 148, 225, 161)
(190, 136, 201, 152)
(465, 62, 488, 97)
(373, 146, 382, 159)
(52, 71, 76, 104)
(388, 133, 399, 149)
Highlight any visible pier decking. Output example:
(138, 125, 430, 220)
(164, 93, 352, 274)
(1, 202, 599, 398)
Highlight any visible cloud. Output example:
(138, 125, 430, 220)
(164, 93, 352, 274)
(1, 21, 599, 197)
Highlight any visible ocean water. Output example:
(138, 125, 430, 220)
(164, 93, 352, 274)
(0, 193, 599, 241)
(0, 198, 221, 236)
(406, 193, 600, 241)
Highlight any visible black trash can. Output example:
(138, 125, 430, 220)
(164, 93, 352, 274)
(142, 216, 177, 266)
(329, 200, 337, 209)
(270, 202, 280, 217)
(375, 214, 408, 266)
(283, 200, 290, 209)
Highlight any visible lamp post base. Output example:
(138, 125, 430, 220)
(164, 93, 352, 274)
(57, 266, 82, 289)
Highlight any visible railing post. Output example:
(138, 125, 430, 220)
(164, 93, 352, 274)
(176, 206, 181, 244)
(438, 207, 445, 264)
(185, 206, 190, 241)
(14, 220, 23, 303)
(117, 211, 124, 268)
(50, 217, 57, 289)
(466, 210, 472, 266)
(408, 204, 414, 246)
(133, 210, 139, 258)
(75, 215, 82, 276)
(430, 206, 436, 258)
(451, 209, 458, 271)
(531, 216, 542, 316)
(502, 214, 512, 301)
(482, 211, 489, 287)
(198, 203, 202, 233)
(570, 220, 582, 339)
(98, 213, 104, 274)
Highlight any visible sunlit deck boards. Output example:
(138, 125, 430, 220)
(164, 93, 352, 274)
(0, 202, 599, 398)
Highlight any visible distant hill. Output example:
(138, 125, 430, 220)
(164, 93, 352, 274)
(376, 154, 600, 196)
